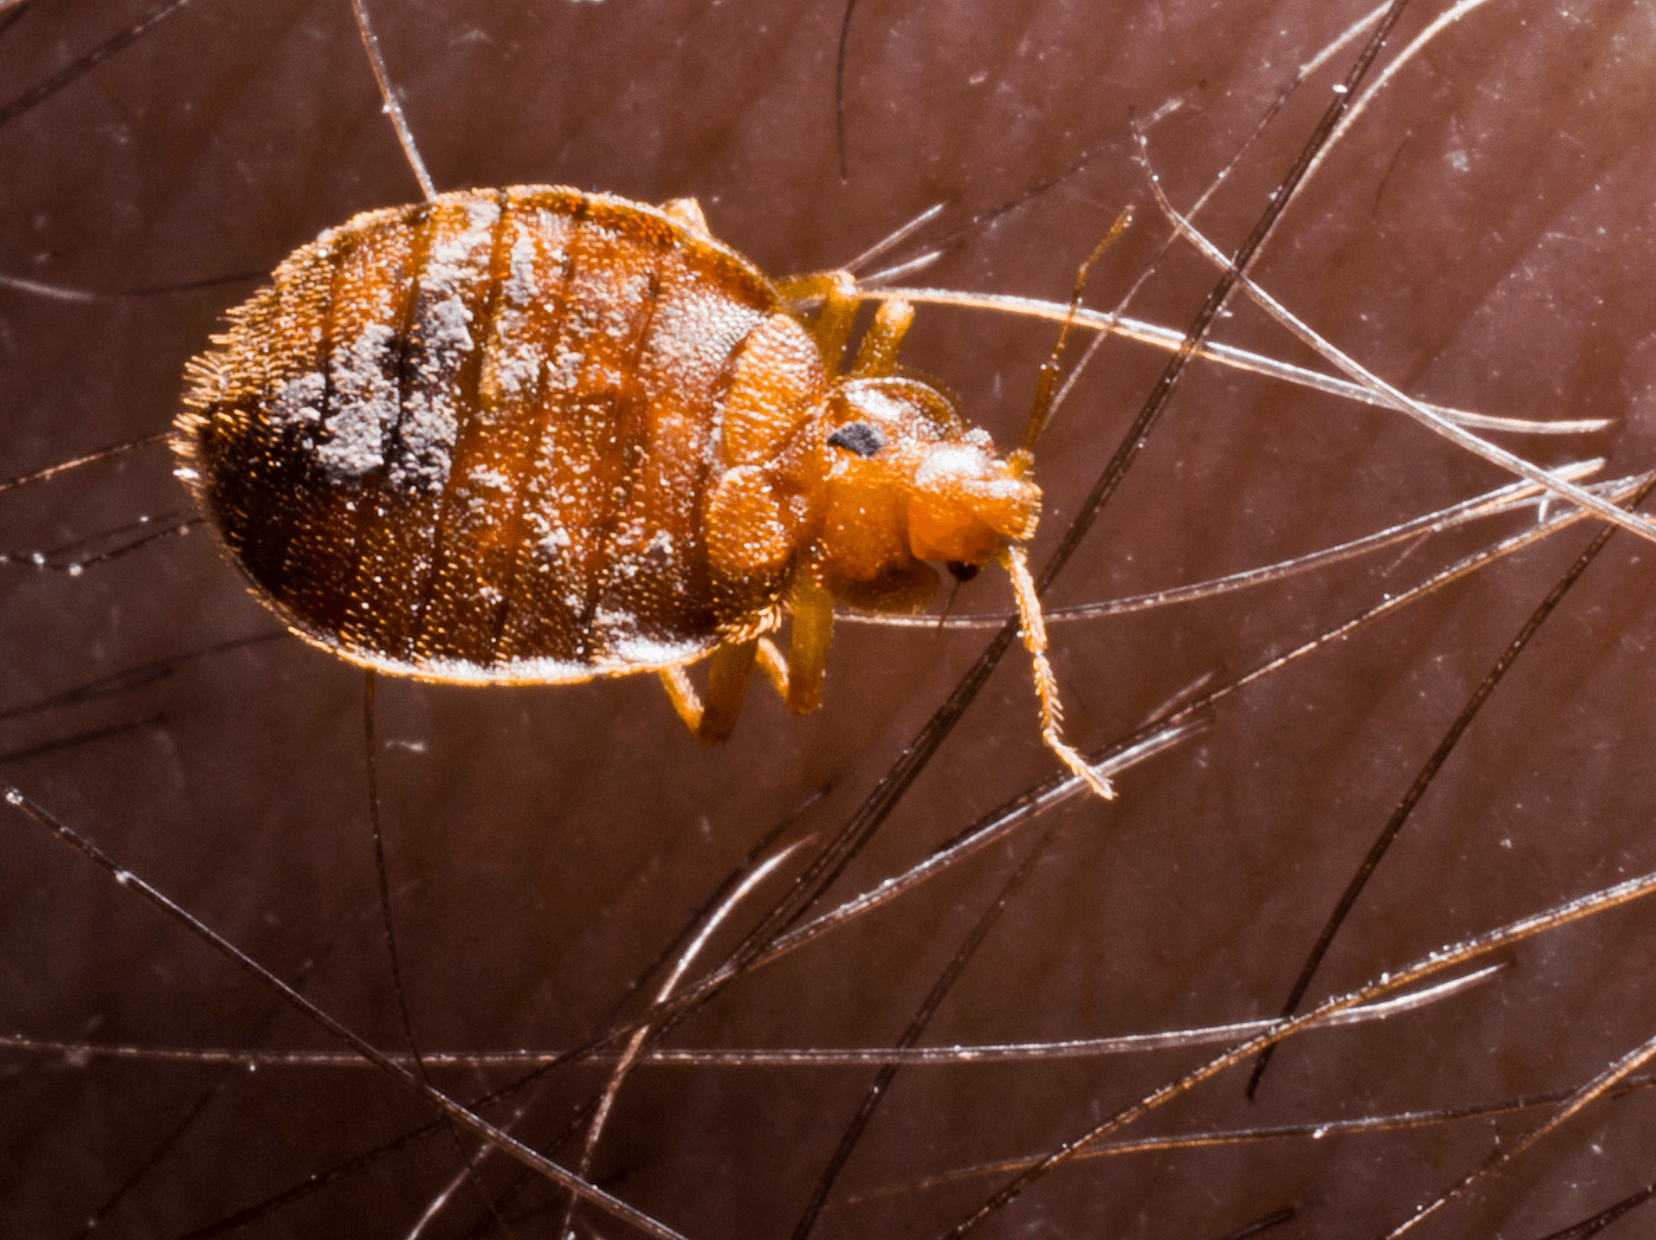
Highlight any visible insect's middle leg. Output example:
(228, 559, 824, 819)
(775, 576, 833, 714)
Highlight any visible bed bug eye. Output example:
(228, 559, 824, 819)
(826, 420, 886, 458)
(945, 560, 980, 583)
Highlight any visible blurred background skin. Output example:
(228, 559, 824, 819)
(5, 0, 1656, 1235)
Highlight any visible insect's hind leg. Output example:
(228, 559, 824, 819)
(659, 639, 760, 744)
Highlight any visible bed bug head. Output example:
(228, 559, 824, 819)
(803, 375, 1041, 609)
(800, 371, 1113, 799)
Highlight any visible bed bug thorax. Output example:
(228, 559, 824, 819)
(173, 186, 1113, 798)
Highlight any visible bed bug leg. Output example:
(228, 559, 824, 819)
(660, 197, 711, 235)
(780, 576, 835, 714)
(848, 298, 916, 377)
(1001, 544, 1115, 800)
(658, 665, 706, 738)
(755, 637, 790, 698)
(660, 638, 762, 744)
(657, 575, 836, 740)
(777, 271, 861, 373)
(984, 209, 1135, 800)
(775, 272, 911, 379)
(1017, 205, 1133, 459)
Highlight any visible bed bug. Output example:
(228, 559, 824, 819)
(173, 184, 1112, 797)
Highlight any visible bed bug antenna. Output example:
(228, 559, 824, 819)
(1002, 543, 1115, 800)
(957, 208, 1137, 803)
(973, 206, 1138, 802)
(1019, 205, 1134, 460)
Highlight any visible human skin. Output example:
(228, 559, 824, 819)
(4, 1, 1656, 1236)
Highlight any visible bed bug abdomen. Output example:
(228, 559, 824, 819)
(176, 187, 817, 683)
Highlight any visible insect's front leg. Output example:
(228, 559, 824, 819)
(846, 299, 915, 377)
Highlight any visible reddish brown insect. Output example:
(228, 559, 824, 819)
(174, 185, 1111, 796)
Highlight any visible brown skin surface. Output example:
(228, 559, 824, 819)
(5, 2, 1656, 1237)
